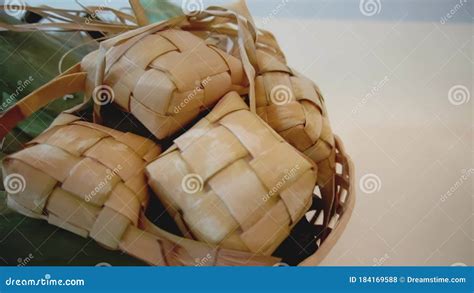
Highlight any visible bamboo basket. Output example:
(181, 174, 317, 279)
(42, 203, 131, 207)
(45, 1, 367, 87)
(0, 108, 353, 266)
(0, 0, 355, 266)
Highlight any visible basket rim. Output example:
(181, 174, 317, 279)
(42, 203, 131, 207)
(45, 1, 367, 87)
(298, 135, 355, 266)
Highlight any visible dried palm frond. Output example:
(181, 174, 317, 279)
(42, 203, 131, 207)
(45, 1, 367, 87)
(0, 0, 355, 266)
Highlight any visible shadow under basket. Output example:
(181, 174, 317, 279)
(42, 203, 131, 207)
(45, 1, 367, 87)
(275, 136, 355, 266)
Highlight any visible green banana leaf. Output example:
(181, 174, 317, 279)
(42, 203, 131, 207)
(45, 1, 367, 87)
(0, 2, 181, 266)
(141, 0, 183, 23)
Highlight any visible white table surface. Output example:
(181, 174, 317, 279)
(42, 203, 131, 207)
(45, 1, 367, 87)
(253, 1, 472, 266)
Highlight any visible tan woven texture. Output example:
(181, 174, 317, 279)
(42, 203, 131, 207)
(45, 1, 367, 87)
(81, 29, 248, 139)
(255, 50, 335, 165)
(0, 1, 355, 266)
(200, 25, 338, 228)
(252, 49, 337, 228)
(146, 92, 317, 255)
(2, 113, 282, 266)
(200, 29, 335, 176)
(2, 114, 160, 248)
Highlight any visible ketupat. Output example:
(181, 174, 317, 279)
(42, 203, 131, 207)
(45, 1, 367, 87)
(80, 28, 249, 139)
(2, 113, 278, 266)
(146, 91, 317, 255)
(0, 0, 354, 266)
(0, 0, 183, 266)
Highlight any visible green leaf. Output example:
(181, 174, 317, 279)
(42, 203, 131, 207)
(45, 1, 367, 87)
(0, 191, 145, 266)
(0, 1, 181, 266)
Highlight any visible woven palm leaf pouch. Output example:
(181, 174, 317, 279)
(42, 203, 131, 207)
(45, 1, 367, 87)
(146, 91, 317, 255)
(192, 5, 341, 240)
(80, 26, 248, 140)
(0, 0, 355, 266)
(0, 82, 279, 266)
(0, 6, 252, 140)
